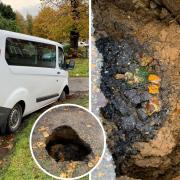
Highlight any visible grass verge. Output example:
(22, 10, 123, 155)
(69, 58, 89, 77)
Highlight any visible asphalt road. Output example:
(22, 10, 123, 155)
(69, 77, 89, 92)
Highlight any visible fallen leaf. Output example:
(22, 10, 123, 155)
(60, 172, 68, 178)
(95, 155, 100, 162)
(146, 96, 161, 115)
(68, 162, 77, 170)
(89, 155, 100, 166)
(114, 74, 125, 80)
(59, 154, 64, 162)
(148, 84, 160, 94)
(88, 162, 94, 168)
(91, 64, 96, 68)
(140, 55, 153, 66)
(4, 144, 13, 150)
(0, 160, 3, 165)
(36, 141, 46, 148)
(133, 75, 144, 84)
(38, 154, 46, 160)
(42, 131, 49, 138)
(98, 172, 105, 177)
(86, 124, 92, 128)
(148, 74, 161, 84)
(125, 72, 134, 81)
(64, 162, 77, 178)
(38, 126, 49, 132)
(6, 134, 14, 142)
(32, 144, 37, 149)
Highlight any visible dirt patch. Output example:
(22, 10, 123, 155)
(93, 0, 180, 179)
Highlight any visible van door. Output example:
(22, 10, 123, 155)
(56, 47, 68, 94)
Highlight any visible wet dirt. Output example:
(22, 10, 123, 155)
(93, 0, 180, 179)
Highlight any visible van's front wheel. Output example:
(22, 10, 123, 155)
(59, 91, 66, 101)
(7, 104, 22, 133)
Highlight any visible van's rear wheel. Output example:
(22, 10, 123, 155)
(7, 104, 22, 133)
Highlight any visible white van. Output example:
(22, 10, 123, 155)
(0, 30, 75, 133)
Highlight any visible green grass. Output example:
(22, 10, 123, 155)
(0, 96, 89, 180)
(69, 58, 89, 77)
(65, 94, 89, 108)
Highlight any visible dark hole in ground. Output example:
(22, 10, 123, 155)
(96, 37, 169, 176)
(45, 125, 92, 162)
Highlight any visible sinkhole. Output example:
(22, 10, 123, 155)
(45, 125, 92, 162)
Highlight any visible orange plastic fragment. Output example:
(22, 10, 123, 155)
(148, 74, 161, 84)
(148, 84, 160, 94)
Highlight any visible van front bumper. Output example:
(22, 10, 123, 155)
(0, 107, 11, 134)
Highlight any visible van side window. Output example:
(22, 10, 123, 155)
(5, 38, 56, 68)
(58, 47, 64, 68)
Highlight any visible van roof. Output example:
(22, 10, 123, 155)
(0, 30, 63, 47)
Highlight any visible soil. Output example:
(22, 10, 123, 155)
(45, 125, 92, 162)
(93, 0, 180, 179)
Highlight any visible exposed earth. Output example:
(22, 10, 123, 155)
(93, 0, 180, 179)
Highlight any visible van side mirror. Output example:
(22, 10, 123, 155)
(67, 59, 75, 70)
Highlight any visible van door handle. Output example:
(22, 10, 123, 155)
(57, 72, 60, 74)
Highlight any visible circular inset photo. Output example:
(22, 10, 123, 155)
(30, 104, 106, 179)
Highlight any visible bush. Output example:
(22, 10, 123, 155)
(78, 46, 88, 58)
(63, 43, 71, 58)
(63, 43, 88, 59)
(0, 14, 19, 32)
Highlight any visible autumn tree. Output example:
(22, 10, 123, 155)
(15, 12, 27, 33)
(32, 4, 88, 42)
(40, 0, 88, 57)
(15, 12, 34, 35)
(26, 14, 33, 35)
(32, 7, 60, 39)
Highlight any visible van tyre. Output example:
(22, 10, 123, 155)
(7, 104, 22, 133)
(59, 91, 66, 101)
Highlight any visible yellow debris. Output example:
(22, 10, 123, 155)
(148, 74, 161, 84)
(148, 84, 160, 94)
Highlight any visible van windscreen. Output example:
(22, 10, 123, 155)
(5, 38, 56, 68)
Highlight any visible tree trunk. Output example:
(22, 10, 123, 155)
(70, 0, 80, 58)
(70, 30, 79, 58)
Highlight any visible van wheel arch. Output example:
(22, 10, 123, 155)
(17, 100, 25, 115)
(64, 85, 69, 95)
(59, 86, 69, 101)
